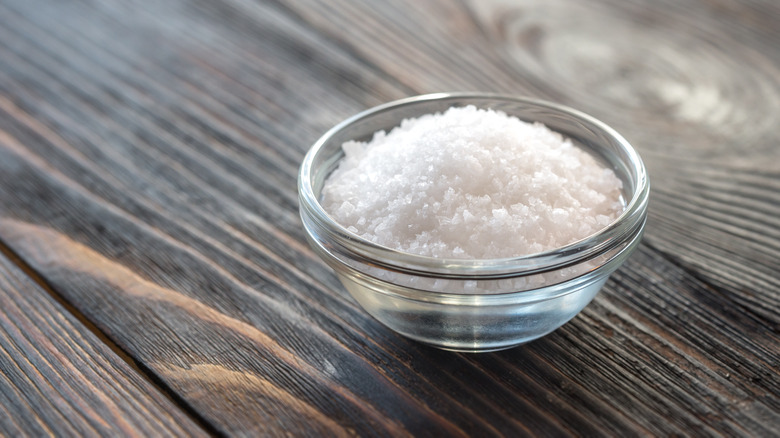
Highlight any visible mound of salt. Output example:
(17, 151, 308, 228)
(321, 105, 623, 259)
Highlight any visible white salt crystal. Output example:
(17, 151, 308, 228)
(321, 105, 624, 259)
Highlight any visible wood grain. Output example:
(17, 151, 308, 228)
(0, 248, 208, 437)
(0, 0, 777, 436)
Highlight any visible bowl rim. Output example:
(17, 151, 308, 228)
(298, 92, 649, 278)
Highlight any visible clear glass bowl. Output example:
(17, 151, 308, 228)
(299, 93, 649, 352)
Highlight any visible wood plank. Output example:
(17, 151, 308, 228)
(0, 0, 777, 436)
(0, 249, 209, 437)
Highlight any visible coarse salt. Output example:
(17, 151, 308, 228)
(321, 105, 624, 259)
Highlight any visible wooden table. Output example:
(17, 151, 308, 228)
(0, 0, 777, 436)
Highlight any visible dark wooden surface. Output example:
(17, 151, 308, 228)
(0, 249, 208, 436)
(0, 0, 778, 436)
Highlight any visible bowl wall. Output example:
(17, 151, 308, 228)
(299, 93, 649, 352)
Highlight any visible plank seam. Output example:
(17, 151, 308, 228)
(642, 238, 779, 333)
(0, 238, 224, 438)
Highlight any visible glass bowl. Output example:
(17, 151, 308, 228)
(299, 93, 649, 352)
